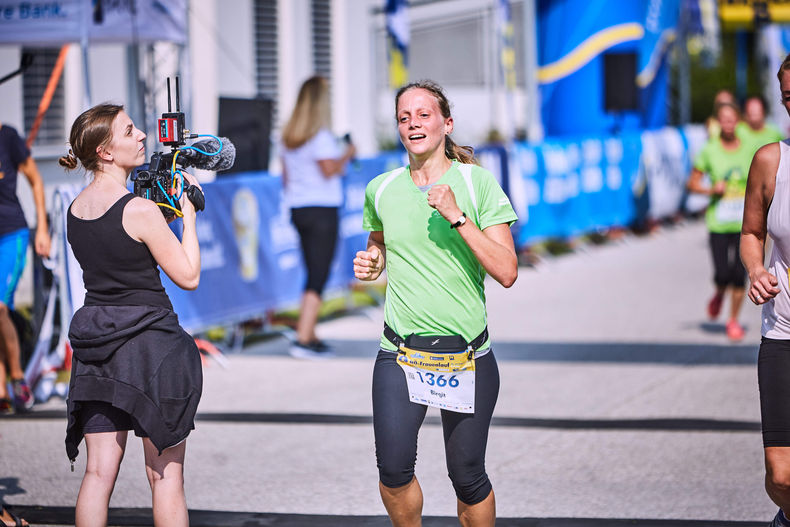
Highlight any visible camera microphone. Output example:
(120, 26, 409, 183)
(177, 137, 236, 172)
(342, 132, 358, 169)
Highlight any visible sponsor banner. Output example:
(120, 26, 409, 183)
(509, 126, 707, 246)
(160, 175, 283, 330)
(510, 133, 641, 246)
(0, 0, 187, 45)
(639, 127, 689, 219)
(537, 0, 646, 136)
(640, 125, 708, 219)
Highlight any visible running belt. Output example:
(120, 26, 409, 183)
(383, 323, 489, 353)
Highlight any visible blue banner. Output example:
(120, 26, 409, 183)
(537, 0, 646, 136)
(161, 175, 283, 330)
(0, 0, 187, 45)
(637, 0, 679, 128)
(510, 132, 642, 246)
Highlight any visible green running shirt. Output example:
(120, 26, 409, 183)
(693, 138, 756, 234)
(362, 161, 518, 351)
(736, 121, 784, 151)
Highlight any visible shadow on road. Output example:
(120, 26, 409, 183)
(7, 504, 770, 526)
(9, 409, 760, 434)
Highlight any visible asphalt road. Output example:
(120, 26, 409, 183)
(0, 219, 774, 526)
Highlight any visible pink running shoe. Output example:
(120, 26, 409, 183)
(11, 379, 34, 412)
(726, 319, 745, 341)
(707, 292, 724, 320)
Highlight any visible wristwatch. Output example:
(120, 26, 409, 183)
(450, 212, 467, 229)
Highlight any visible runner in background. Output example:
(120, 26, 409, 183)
(354, 80, 517, 526)
(737, 95, 784, 149)
(741, 52, 790, 527)
(705, 89, 737, 140)
(687, 101, 756, 341)
(0, 121, 50, 414)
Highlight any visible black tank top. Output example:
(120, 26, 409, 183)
(67, 193, 172, 310)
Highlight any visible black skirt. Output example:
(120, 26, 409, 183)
(65, 304, 202, 461)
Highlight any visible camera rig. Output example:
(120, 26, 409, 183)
(133, 77, 207, 218)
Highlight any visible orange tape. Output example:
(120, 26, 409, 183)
(26, 44, 69, 149)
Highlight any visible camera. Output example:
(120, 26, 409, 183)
(133, 77, 206, 218)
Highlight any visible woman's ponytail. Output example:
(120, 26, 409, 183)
(444, 136, 477, 165)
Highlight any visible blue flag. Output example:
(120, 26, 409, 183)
(637, 0, 679, 89)
(386, 0, 409, 89)
(497, 0, 517, 90)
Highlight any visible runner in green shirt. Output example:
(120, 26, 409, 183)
(737, 95, 784, 152)
(354, 80, 517, 526)
(688, 101, 754, 341)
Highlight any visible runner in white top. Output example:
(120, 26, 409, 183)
(741, 52, 790, 527)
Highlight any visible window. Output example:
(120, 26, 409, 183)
(22, 47, 65, 147)
(312, 0, 331, 78)
(376, 11, 486, 88)
(254, 0, 278, 121)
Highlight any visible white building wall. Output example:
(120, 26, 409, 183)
(370, 0, 527, 149)
(215, 0, 256, 98)
(331, 0, 378, 157)
(0, 47, 24, 131)
(63, 44, 84, 140)
(87, 45, 128, 107)
(277, 0, 313, 133)
(189, 0, 219, 141)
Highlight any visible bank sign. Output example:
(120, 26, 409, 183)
(0, 0, 186, 44)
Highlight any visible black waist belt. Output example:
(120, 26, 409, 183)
(383, 323, 489, 353)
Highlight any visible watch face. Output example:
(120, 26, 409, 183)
(452, 213, 466, 228)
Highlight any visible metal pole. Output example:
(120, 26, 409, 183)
(523, 0, 543, 141)
(677, 1, 690, 125)
(735, 29, 748, 103)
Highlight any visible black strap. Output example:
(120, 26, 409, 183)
(383, 323, 488, 351)
(383, 323, 405, 348)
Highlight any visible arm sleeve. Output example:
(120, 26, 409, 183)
(362, 178, 383, 232)
(475, 167, 518, 230)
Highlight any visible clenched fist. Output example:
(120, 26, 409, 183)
(354, 245, 384, 281)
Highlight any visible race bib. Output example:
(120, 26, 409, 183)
(396, 345, 475, 413)
(715, 196, 744, 224)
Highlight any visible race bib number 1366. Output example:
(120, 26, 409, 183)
(396, 346, 475, 413)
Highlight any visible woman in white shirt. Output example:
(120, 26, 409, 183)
(280, 75, 355, 359)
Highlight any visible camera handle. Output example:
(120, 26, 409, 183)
(185, 184, 205, 212)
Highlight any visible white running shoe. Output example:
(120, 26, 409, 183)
(289, 341, 336, 360)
